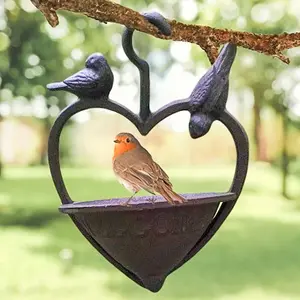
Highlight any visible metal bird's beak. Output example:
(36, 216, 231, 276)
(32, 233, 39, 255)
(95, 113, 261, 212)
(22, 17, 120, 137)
(114, 139, 120, 143)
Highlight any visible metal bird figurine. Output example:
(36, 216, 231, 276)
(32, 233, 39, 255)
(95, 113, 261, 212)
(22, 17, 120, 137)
(47, 53, 114, 99)
(112, 132, 185, 206)
(188, 44, 236, 138)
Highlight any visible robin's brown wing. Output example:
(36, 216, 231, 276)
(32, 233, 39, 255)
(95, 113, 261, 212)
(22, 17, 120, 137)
(113, 159, 156, 193)
(133, 147, 172, 184)
(138, 160, 173, 187)
(140, 148, 171, 182)
(114, 157, 172, 192)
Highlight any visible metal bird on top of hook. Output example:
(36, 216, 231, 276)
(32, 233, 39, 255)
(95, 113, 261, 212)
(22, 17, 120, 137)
(46, 11, 249, 293)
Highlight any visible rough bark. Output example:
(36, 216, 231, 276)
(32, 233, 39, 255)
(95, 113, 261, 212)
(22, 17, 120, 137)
(31, 0, 300, 64)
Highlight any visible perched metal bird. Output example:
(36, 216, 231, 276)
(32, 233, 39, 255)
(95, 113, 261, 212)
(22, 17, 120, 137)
(112, 132, 185, 206)
(47, 53, 114, 99)
(188, 44, 236, 139)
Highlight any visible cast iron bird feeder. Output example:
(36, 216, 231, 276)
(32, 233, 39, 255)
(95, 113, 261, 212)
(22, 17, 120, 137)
(47, 12, 249, 293)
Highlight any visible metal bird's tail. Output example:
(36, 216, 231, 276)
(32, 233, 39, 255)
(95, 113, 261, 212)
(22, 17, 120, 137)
(46, 82, 68, 91)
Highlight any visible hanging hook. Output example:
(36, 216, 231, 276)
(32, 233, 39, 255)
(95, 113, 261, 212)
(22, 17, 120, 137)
(122, 12, 171, 122)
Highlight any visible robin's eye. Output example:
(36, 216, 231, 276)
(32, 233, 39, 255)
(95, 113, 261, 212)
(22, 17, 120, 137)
(126, 138, 130, 143)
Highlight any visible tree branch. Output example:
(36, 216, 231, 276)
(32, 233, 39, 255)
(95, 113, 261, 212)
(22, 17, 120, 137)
(31, 0, 300, 64)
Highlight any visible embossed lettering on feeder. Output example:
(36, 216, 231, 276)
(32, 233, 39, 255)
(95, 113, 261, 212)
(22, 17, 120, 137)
(94, 211, 207, 238)
(47, 12, 249, 293)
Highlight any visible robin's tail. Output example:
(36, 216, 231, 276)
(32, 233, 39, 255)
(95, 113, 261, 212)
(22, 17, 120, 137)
(157, 185, 185, 205)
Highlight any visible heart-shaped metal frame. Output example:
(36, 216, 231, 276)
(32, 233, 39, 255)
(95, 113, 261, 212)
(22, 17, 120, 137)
(47, 13, 249, 292)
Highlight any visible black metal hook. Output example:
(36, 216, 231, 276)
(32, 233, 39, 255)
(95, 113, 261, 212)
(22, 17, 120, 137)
(121, 12, 171, 122)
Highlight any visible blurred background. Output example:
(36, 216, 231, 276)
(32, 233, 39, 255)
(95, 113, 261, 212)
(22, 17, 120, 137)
(1, 0, 300, 299)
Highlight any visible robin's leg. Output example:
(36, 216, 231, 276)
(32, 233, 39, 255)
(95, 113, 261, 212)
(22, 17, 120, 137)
(143, 189, 156, 204)
(122, 191, 138, 206)
(148, 195, 156, 204)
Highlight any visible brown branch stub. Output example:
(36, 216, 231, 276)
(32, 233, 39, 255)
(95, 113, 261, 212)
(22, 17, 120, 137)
(31, 0, 59, 26)
(31, 0, 300, 64)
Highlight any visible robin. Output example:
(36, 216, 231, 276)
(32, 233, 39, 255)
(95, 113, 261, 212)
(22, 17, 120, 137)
(112, 132, 185, 206)
(47, 53, 114, 99)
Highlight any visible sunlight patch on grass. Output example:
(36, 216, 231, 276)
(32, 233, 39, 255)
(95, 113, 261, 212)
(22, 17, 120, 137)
(218, 288, 300, 300)
(0, 228, 123, 300)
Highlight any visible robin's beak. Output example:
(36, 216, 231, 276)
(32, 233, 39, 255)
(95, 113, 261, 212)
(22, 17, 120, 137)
(114, 139, 120, 143)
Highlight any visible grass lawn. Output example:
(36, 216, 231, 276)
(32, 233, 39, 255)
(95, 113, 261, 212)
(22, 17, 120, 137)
(0, 163, 300, 300)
